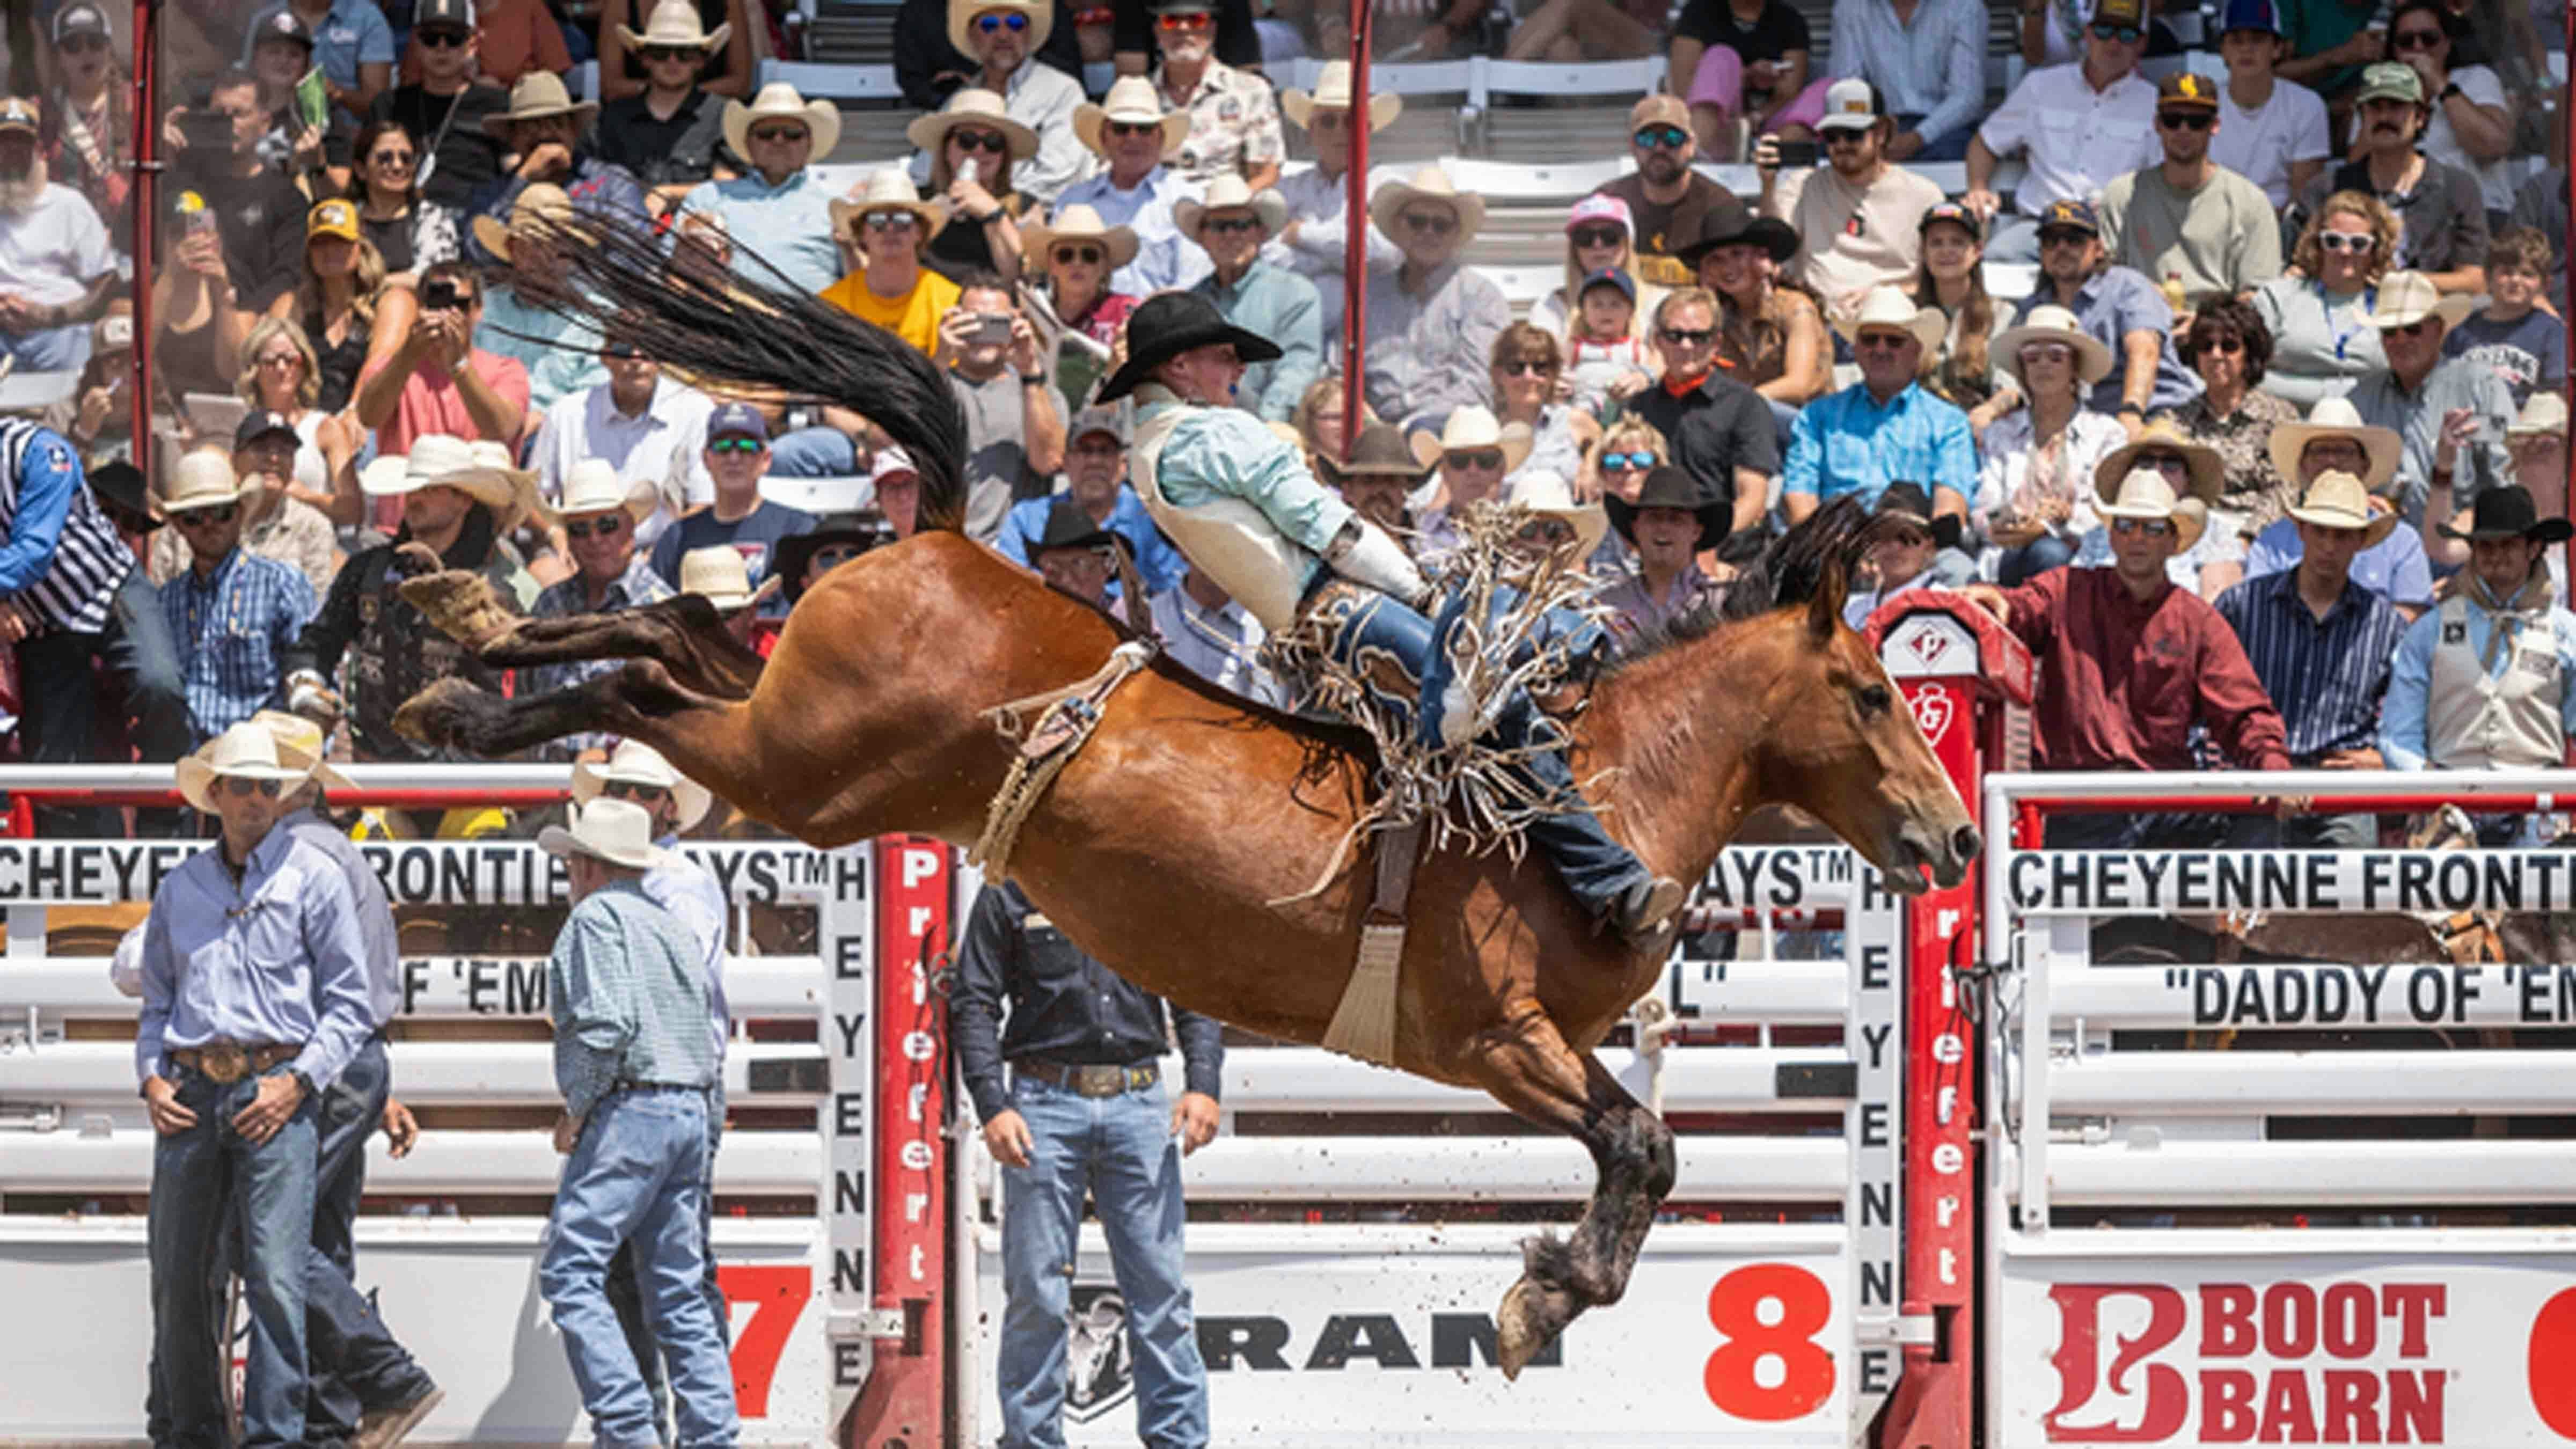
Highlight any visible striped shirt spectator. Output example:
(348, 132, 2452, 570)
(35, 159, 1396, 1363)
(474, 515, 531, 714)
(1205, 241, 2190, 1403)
(548, 876, 719, 1124)
(2213, 567, 2407, 763)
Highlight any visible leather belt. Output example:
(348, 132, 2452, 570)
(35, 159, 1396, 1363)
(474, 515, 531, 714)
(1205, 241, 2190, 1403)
(171, 1042, 302, 1085)
(1013, 1058, 1159, 1097)
(611, 1080, 704, 1095)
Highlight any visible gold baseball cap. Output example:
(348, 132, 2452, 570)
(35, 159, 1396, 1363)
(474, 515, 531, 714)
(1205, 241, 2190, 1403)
(307, 198, 361, 243)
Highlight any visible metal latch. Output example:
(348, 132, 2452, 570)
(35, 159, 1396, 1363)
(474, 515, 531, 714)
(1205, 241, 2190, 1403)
(826, 1307, 911, 1341)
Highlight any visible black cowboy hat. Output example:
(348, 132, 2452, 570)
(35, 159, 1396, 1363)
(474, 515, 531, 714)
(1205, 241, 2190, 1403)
(1604, 465, 1731, 552)
(1028, 496, 1130, 558)
(774, 511, 890, 603)
(1324, 421, 1435, 480)
(1095, 292, 1283, 404)
(2436, 485, 2575, 544)
(88, 459, 162, 532)
(1872, 480, 1964, 551)
(1673, 197, 1800, 269)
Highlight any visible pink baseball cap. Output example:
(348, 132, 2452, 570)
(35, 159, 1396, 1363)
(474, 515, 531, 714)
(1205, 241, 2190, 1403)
(1565, 193, 1632, 239)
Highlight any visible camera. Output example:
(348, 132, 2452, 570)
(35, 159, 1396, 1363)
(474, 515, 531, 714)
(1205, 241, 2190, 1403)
(972, 312, 1014, 347)
(1773, 139, 1821, 168)
(177, 108, 235, 157)
(420, 279, 466, 312)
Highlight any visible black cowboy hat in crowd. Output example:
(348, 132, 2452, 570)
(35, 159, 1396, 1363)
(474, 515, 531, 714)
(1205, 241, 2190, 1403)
(1672, 196, 1801, 270)
(1872, 480, 1964, 551)
(1605, 465, 1731, 552)
(1028, 496, 1131, 559)
(773, 511, 891, 603)
(2437, 485, 2576, 544)
(1095, 292, 1284, 404)
(89, 459, 162, 532)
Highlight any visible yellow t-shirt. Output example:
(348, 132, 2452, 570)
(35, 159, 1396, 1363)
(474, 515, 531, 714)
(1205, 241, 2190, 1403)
(819, 268, 963, 356)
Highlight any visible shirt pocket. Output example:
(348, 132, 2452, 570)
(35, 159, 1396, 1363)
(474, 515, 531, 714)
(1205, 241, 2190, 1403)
(2091, 114, 2151, 173)
(1823, 429, 1879, 495)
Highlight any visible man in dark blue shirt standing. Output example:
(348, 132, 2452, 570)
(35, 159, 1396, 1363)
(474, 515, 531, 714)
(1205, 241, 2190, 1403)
(952, 880, 1221, 1449)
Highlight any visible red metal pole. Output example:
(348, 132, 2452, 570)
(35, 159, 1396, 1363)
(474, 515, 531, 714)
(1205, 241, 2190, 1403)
(1336, 0, 1371, 464)
(129, 0, 156, 484)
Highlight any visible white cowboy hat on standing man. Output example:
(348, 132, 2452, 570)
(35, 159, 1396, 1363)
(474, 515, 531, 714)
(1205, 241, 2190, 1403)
(721, 82, 843, 166)
(538, 797, 674, 872)
(618, 0, 730, 54)
(571, 737, 713, 833)
(358, 434, 520, 514)
(2093, 467, 2208, 552)
(176, 722, 313, 815)
(2282, 469, 2399, 551)
(164, 448, 245, 516)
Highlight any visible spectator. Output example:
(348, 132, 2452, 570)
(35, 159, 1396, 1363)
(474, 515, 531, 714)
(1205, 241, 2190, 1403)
(1505, 0, 1665, 65)
(951, 877, 1220, 1449)
(1818, 0, 1988, 162)
(2381, 0, 2511, 225)
(934, 273, 1067, 541)
(1583, 416, 1672, 510)
(2508, 165, 2566, 319)
(525, 462, 673, 757)
(148, 410, 339, 594)
(1151, 560, 1289, 704)
(1695, 203, 1831, 435)
(1784, 285, 1974, 523)
(677, 545, 774, 646)
(400, 0, 570, 89)
(1911, 201, 2010, 426)
(1600, 464, 1732, 640)
(1150, 0, 1282, 189)
(2251, 192, 2398, 406)
(344, 120, 459, 282)
(2003, 200, 2200, 430)
(1977, 303, 2125, 583)
(2207, 0, 2329, 210)
(533, 798, 738, 1448)
(671, 83, 844, 295)
(2443, 227, 2565, 410)
(1316, 420, 1425, 543)
(169, 72, 307, 321)
(997, 406, 1185, 592)
(301, 197, 413, 422)
(820, 170, 964, 370)
(2213, 467, 2409, 846)
(2070, 423, 2237, 594)
(90, 457, 162, 551)
(287, 435, 536, 764)
(2099, 72, 2284, 313)
(1291, 372, 1362, 468)
(593, 3, 738, 210)
(156, 449, 317, 744)
(53, 305, 138, 465)
(2381, 485, 2576, 842)
(1411, 406, 1532, 558)
(532, 330, 714, 546)
(2275, 0, 2384, 109)
(1629, 287, 1778, 537)
(1670, 0, 1817, 156)
(942, 0, 1092, 209)
(1355, 166, 1509, 433)
(2347, 270, 2510, 524)
(241, 12, 341, 185)
(40, 3, 134, 254)
(1489, 324, 1596, 487)
(367, 0, 510, 214)
(649, 402, 817, 611)
(1021, 496, 1127, 605)
(138, 724, 373, 1449)
(2303, 64, 2486, 295)
(912, 90, 1036, 284)
(2472, 391, 2568, 597)
(1057, 76, 1205, 296)
(1762, 81, 1941, 328)
(473, 71, 648, 260)
(1021, 203, 1136, 406)
(1593, 95, 1737, 281)
(895, 0, 1086, 114)
(1272, 62, 1402, 340)
(1181, 177, 1320, 422)
(1498, 470, 1609, 572)
(1963, 0, 2158, 264)
(1557, 267, 1657, 420)
(1115, 0, 1261, 72)
(155, 199, 249, 405)
(598, 0, 756, 105)
(2160, 297, 2300, 553)
(868, 447, 927, 539)
(775, 514, 885, 605)
(352, 261, 529, 526)
(1845, 480, 1969, 626)
(1530, 194, 1657, 345)
(2244, 396, 2434, 617)
(0, 96, 118, 370)
(470, 185, 608, 415)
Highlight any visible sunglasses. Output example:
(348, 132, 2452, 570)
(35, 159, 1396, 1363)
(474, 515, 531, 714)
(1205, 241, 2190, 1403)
(2019, 342, 2074, 364)
(2318, 230, 2376, 253)
(749, 125, 809, 144)
(222, 776, 284, 799)
(860, 211, 918, 230)
(1447, 449, 1506, 471)
(2039, 229, 2093, 250)
(951, 129, 1012, 155)
(1106, 119, 1163, 139)
(2391, 27, 2444, 49)
(1401, 211, 1457, 235)
(602, 778, 671, 803)
(57, 34, 107, 54)
(2134, 452, 2190, 472)
(175, 503, 239, 525)
(257, 352, 302, 368)
(564, 514, 627, 539)
(1204, 215, 1262, 235)
(370, 149, 416, 166)
(2191, 333, 2245, 354)
(810, 543, 866, 568)
(642, 45, 698, 63)
(603, 340, 643, 358)
(1517, 519, 1576, 546)
(416, 28, 470, 48)
(1599, 450, 1654, 471)
(1052, 244, 1104, 265)
(709, 436, 765, 453)
(2089, 21, 2143, 42)
(2382, 319, 2437, 339)
(975, 11, 1029, 31)
(1634, 125, 1689, 150)
(1570, 226, 1624, 249)
(1659, 326, 1714, 346)
(2109, 516, 2176, 537)
(1501, 358, 1556, 377)
(1156, 11, 1212, 28)
(1854, 331, 1914, 351)
(2157, 111, 2213, 130)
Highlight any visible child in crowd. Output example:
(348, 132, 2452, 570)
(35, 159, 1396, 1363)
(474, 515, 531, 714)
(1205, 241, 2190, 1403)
(1562, 267, 1656, 417)
(2443, 227, 2567, 409)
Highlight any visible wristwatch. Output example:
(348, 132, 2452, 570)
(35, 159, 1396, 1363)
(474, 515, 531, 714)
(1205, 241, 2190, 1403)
(1019, 371, 1047, 386)
(290, 1069, 316, 1099)
(2440, 82, 2464, 101)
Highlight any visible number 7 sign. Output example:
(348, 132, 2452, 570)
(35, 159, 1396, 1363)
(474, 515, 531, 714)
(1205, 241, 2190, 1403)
(720, 1264, 811, 1419)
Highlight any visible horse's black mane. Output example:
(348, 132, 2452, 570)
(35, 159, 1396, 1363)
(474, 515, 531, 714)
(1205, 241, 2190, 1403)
(1605, 495, 1878, 671)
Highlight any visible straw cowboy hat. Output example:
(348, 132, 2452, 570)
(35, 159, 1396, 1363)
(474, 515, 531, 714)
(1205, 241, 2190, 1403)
(1095, 291, 1282, 402)
(480, 71, 598, 138)
(1409, 405, 1534, 474)
(947, 0, 1053, 60)
(1331, 421, 1435, 480)
(163, 448, 244, 515)
(1993, 303, 2113, 388)
(358, 435, 520, 514)
(828, 169, 947, 239)
(1833, 284, 1945, 352)
(680, 545, 780, 610)
(2365, 270, 2477, 334)
(2509, 390, 2568, 439)
(2435, 484, 2576, 544)
(1021, 202, 1139, 270)
(466, 438, 550, 533)
(2094, 468, 2208, 552)
(571, 737, 713, 832)
(2268, 396, 2402, 495)
(176, 722, 312, 815)
(539, 796, 674, 872)
(2096, 420, 2224, 506)
(1281, 58, 1403, 132)
(1605, 465, 1731, 552)
(552, 458, 660, 529)
(1174, 174, 1289, 244)
(618, 0, 730, 54)
(1501, 469, 1608, 559)
(1370, 166, 1487, 247)
(723, 81, 842, 163)
(906, 87, 1037, 162)
(1073, 76, 1189, 160)
(251, 709, 356, 793)
(470, 182, 574, 266)
(2282, 469, 2398, 551)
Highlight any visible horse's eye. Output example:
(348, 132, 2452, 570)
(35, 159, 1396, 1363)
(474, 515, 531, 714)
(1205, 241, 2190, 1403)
(1857, 684, 1893, 716)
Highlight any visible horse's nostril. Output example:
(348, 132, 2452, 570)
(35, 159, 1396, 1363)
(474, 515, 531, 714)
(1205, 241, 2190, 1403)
(1951, 824, 1984, 861)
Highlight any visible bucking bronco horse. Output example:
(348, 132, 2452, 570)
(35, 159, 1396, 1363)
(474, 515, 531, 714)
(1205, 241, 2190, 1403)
(392, 218, 1981, 1374)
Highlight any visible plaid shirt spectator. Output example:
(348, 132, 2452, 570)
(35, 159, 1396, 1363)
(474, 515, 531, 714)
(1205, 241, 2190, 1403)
(159, 548, 316, 744)
(524, 554, 676, 758)
(550, 877, 719, 1124)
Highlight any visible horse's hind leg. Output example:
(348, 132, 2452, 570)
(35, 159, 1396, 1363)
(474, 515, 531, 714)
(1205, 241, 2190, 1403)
(395, 658, 726, 758)
(400, 572, 764, 699)
(1460, 998, 1677, 1378)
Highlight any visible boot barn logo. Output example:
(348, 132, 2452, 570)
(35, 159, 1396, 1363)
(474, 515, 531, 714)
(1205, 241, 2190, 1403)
(2044, 1281, 2451, 1444)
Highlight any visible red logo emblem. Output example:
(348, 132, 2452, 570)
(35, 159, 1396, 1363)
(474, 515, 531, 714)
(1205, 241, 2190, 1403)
(1907, 626, 1953, 668)
(1911, 689, 1953, 745)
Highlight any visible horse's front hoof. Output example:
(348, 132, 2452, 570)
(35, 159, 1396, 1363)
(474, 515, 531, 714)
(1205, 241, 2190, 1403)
(393, 676, 489, 747)
(399, 569, 519, 652)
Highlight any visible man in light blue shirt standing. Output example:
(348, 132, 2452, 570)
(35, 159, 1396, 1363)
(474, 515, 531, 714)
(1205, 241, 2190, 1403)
(1183, 177, 1321, 423)
(677, 84, 848, 296)
(1053, 76, 1209, 296)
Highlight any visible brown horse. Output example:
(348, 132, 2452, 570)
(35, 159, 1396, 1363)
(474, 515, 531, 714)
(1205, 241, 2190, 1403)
(393, 229, 1981, 1373)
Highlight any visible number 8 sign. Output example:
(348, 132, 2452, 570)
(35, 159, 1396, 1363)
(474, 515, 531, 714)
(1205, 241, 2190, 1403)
(1704, 1263, 1837, 1422)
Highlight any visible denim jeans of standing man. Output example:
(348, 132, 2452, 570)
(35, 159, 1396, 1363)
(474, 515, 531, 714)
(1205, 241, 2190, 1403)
(606, 1083, 728, 1441)
(539, 1086, 740, 1448)
(303, 1036, 440, 1440)
(998, 1074, 1209, 1449)
(148, 1065, 319, 1449)
(14, 568, 191, 836)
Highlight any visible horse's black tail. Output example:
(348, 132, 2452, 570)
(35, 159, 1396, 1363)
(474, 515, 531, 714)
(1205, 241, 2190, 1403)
(526, 212, 970, 535)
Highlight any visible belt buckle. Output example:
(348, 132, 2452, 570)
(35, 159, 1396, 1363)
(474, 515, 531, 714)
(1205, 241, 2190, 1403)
(200, 1042, 248, 1084)
(1073, 1064, 1124, 1096)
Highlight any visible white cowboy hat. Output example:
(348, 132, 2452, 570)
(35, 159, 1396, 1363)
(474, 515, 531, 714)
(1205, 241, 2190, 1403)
(1501, 468, 1608, 559)
(905, 86, 1037, 163)
(2268, 396, 2403, 495)
(480, 71, 598, 138)
(2365, 270, 2478, 333)
(570, 737, 713, 832)
(1174, 174, 1289, 243)
(2509, 390, 2568, 438)
(1992, 303, 2113, 388)
(176, 722, 313, 815)
(1020, 202, 1139, 271)
(552, 458, 660, 529)
(1370, 165, 1486, 248)
(1281, 58, 1403, 133)
(470, 182, 574, 267)
(538, 796, 674, 872)
(357, 434, 519, 514)
(163, 447, 244, 515)
(1408, 405, 1534, 474)
(2093, 467, 2208, 553)
(250, 709, 356, 793)
(679, 545, 780, 611)
(1073, 76, 1190, 161)
(2095, 420, 2224, 507)
(947, 0, 1053, 61)
(828, 169, 947, 241)
(722, 81, 843, 165)
(617, 0, 730, 53)
(1832, 284, 1945, 352)
(2282, 469, 2398, 550)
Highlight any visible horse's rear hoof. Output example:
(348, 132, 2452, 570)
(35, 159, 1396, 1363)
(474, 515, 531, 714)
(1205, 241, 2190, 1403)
(399, 569, 519, 651)
(1496, 1280, 1541, 1380)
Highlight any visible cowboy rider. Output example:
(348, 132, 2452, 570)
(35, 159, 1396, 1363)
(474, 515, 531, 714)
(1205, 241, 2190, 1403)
(1096, 292, 1686, 951)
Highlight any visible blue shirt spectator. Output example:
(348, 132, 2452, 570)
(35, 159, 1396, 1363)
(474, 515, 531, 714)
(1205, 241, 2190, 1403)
(160, 545, 316, 745)
(1781, 381, 1976, 516)
(1828, 0, 1990, 159)
(996, 487, 1187, 596)
(675, 167, 845, 295)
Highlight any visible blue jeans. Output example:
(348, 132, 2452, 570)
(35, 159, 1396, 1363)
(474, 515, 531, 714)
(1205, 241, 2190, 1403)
(1892, 112, 1977, 163)
(1, 320, 92, 370)
(1998, 533, 2077, 587)
(14, 567, 190, 836)
(766, 425, 861, 478)
(607, 1083, 727, 1441)
(998, 1074, 1209, 1449)
(304, 1036, 436, 1437)
(540, 1086, 738, 1448)
(148, 1064, 320, 1449)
